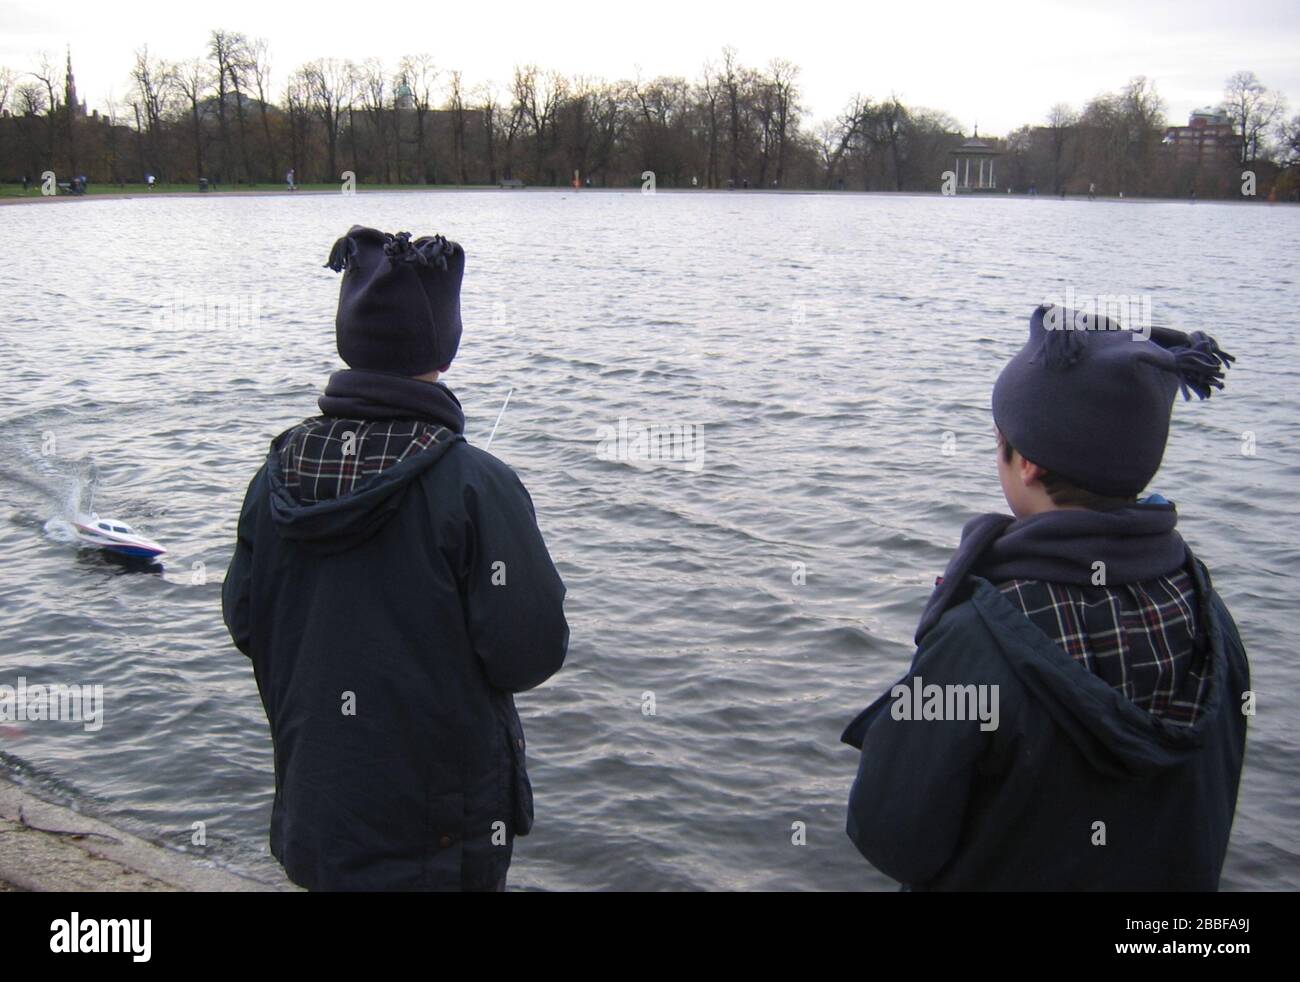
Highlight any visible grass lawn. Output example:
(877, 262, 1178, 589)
(0, 181, 499, 198)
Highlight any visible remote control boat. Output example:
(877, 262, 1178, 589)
(71, 513, 166, 560)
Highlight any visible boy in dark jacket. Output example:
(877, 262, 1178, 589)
(843, 303, 1249, 890)
(223, 226, 568, 891)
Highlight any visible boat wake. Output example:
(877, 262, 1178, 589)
(3, 446, 164, 562)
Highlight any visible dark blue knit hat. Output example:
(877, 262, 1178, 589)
(324, 225, 464, 375)
(991, 304, 1234, 497)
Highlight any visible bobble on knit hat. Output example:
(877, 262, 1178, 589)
(324, 225, 465, 376)
(991, 304, 1234, 498)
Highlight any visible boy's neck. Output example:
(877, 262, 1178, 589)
(1017, 499, 1090, 518)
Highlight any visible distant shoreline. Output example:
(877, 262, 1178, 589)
(1, 183, 1293, 207)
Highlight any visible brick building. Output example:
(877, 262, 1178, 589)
(1162, 108, 1240, 159)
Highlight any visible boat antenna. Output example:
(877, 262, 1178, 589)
(484, 387, 514, 451)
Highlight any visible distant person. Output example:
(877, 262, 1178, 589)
(146, 173, 155, 191)
(286, 167, 295, 192)
(1088, 181, 1095, 199)
(21, 174, 29, 192)
(223, 226, 569, 891)
(842, 304, 1248, 890)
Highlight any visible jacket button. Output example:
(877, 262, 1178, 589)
(439, 835, 453, 848)
(516, 738, 525, 750)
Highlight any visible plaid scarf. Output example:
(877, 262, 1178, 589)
(997, 569, 1211, 725)
(278, 416, 452, 505)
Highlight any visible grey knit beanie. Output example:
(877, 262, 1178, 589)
(991, 304, 1234, 497)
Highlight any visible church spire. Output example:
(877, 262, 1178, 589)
(64, 44, 80, 116)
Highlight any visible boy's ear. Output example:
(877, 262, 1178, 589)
(1019, 455, 1048, 486)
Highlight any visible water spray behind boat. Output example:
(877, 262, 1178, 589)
(8, 446, 167, 564)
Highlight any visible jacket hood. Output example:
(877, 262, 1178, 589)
(969, 559, 1229, 779)
(266, 424, 462, 555)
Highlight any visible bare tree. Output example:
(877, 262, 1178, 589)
(476, 82, 502, 184)
(821, 94, 865, 189)
(302, 57, 354, 183)
(586, 80, 627, 186)
(447, 69, 471, 184)
(13, 81, 46, 180)
(767, 58, 800, 188)
(0, 66, 15, 116)
(249, 38, 280, 182)
(1277, 112, 1300, 168)
(30, 52, 61, 168)
(130, 47, 174, 180)
(102, 89, 127, 185)
(511, 66, 566, 184)
(1045, 103, 1078, 194)
(284, 68, 312, 180)
(1224, 70, 1287, 164)
(632, 75, 690, 185)
(697, 61, 722, 187)
(174, 58, 211, 180)
(401, 54, 437, 183)
(226, 33, 255, 181)
(1116, 76, 1166, 194)
(864, 95, 908, 191)
(208, 30, 239, 182)
(15, 80, 44, 113)
(358, 58, 391, 182)
(720, 47, 743, 185)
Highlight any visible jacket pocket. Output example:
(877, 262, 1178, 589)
(425, 789, 465, 890)
(504, 710, 535, 836)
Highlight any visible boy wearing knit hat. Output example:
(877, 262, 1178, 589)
(842, 303, 1249, 890)
(223, 226, 568, 891)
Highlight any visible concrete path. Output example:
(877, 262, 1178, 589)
(0, 777, 294, 891)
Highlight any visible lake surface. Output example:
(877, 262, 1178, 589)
(1, 189, 1297, 890)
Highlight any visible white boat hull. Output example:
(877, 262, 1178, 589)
(72, 515, 166, 560)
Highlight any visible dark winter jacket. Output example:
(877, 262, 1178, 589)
(223, 371, 568, 891)
(842, 503, 1249, 891)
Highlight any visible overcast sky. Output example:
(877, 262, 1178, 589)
(2, 0, 1296, 134)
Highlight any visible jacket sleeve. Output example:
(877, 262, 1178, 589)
(222, 466, 265, 659)
(462, 461, 568, 693)
(845, 611, 994, 887)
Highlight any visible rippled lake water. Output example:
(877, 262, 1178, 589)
(0, 189, 1297, 890)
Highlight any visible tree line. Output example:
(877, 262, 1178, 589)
(2, 35, 1297, 199)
